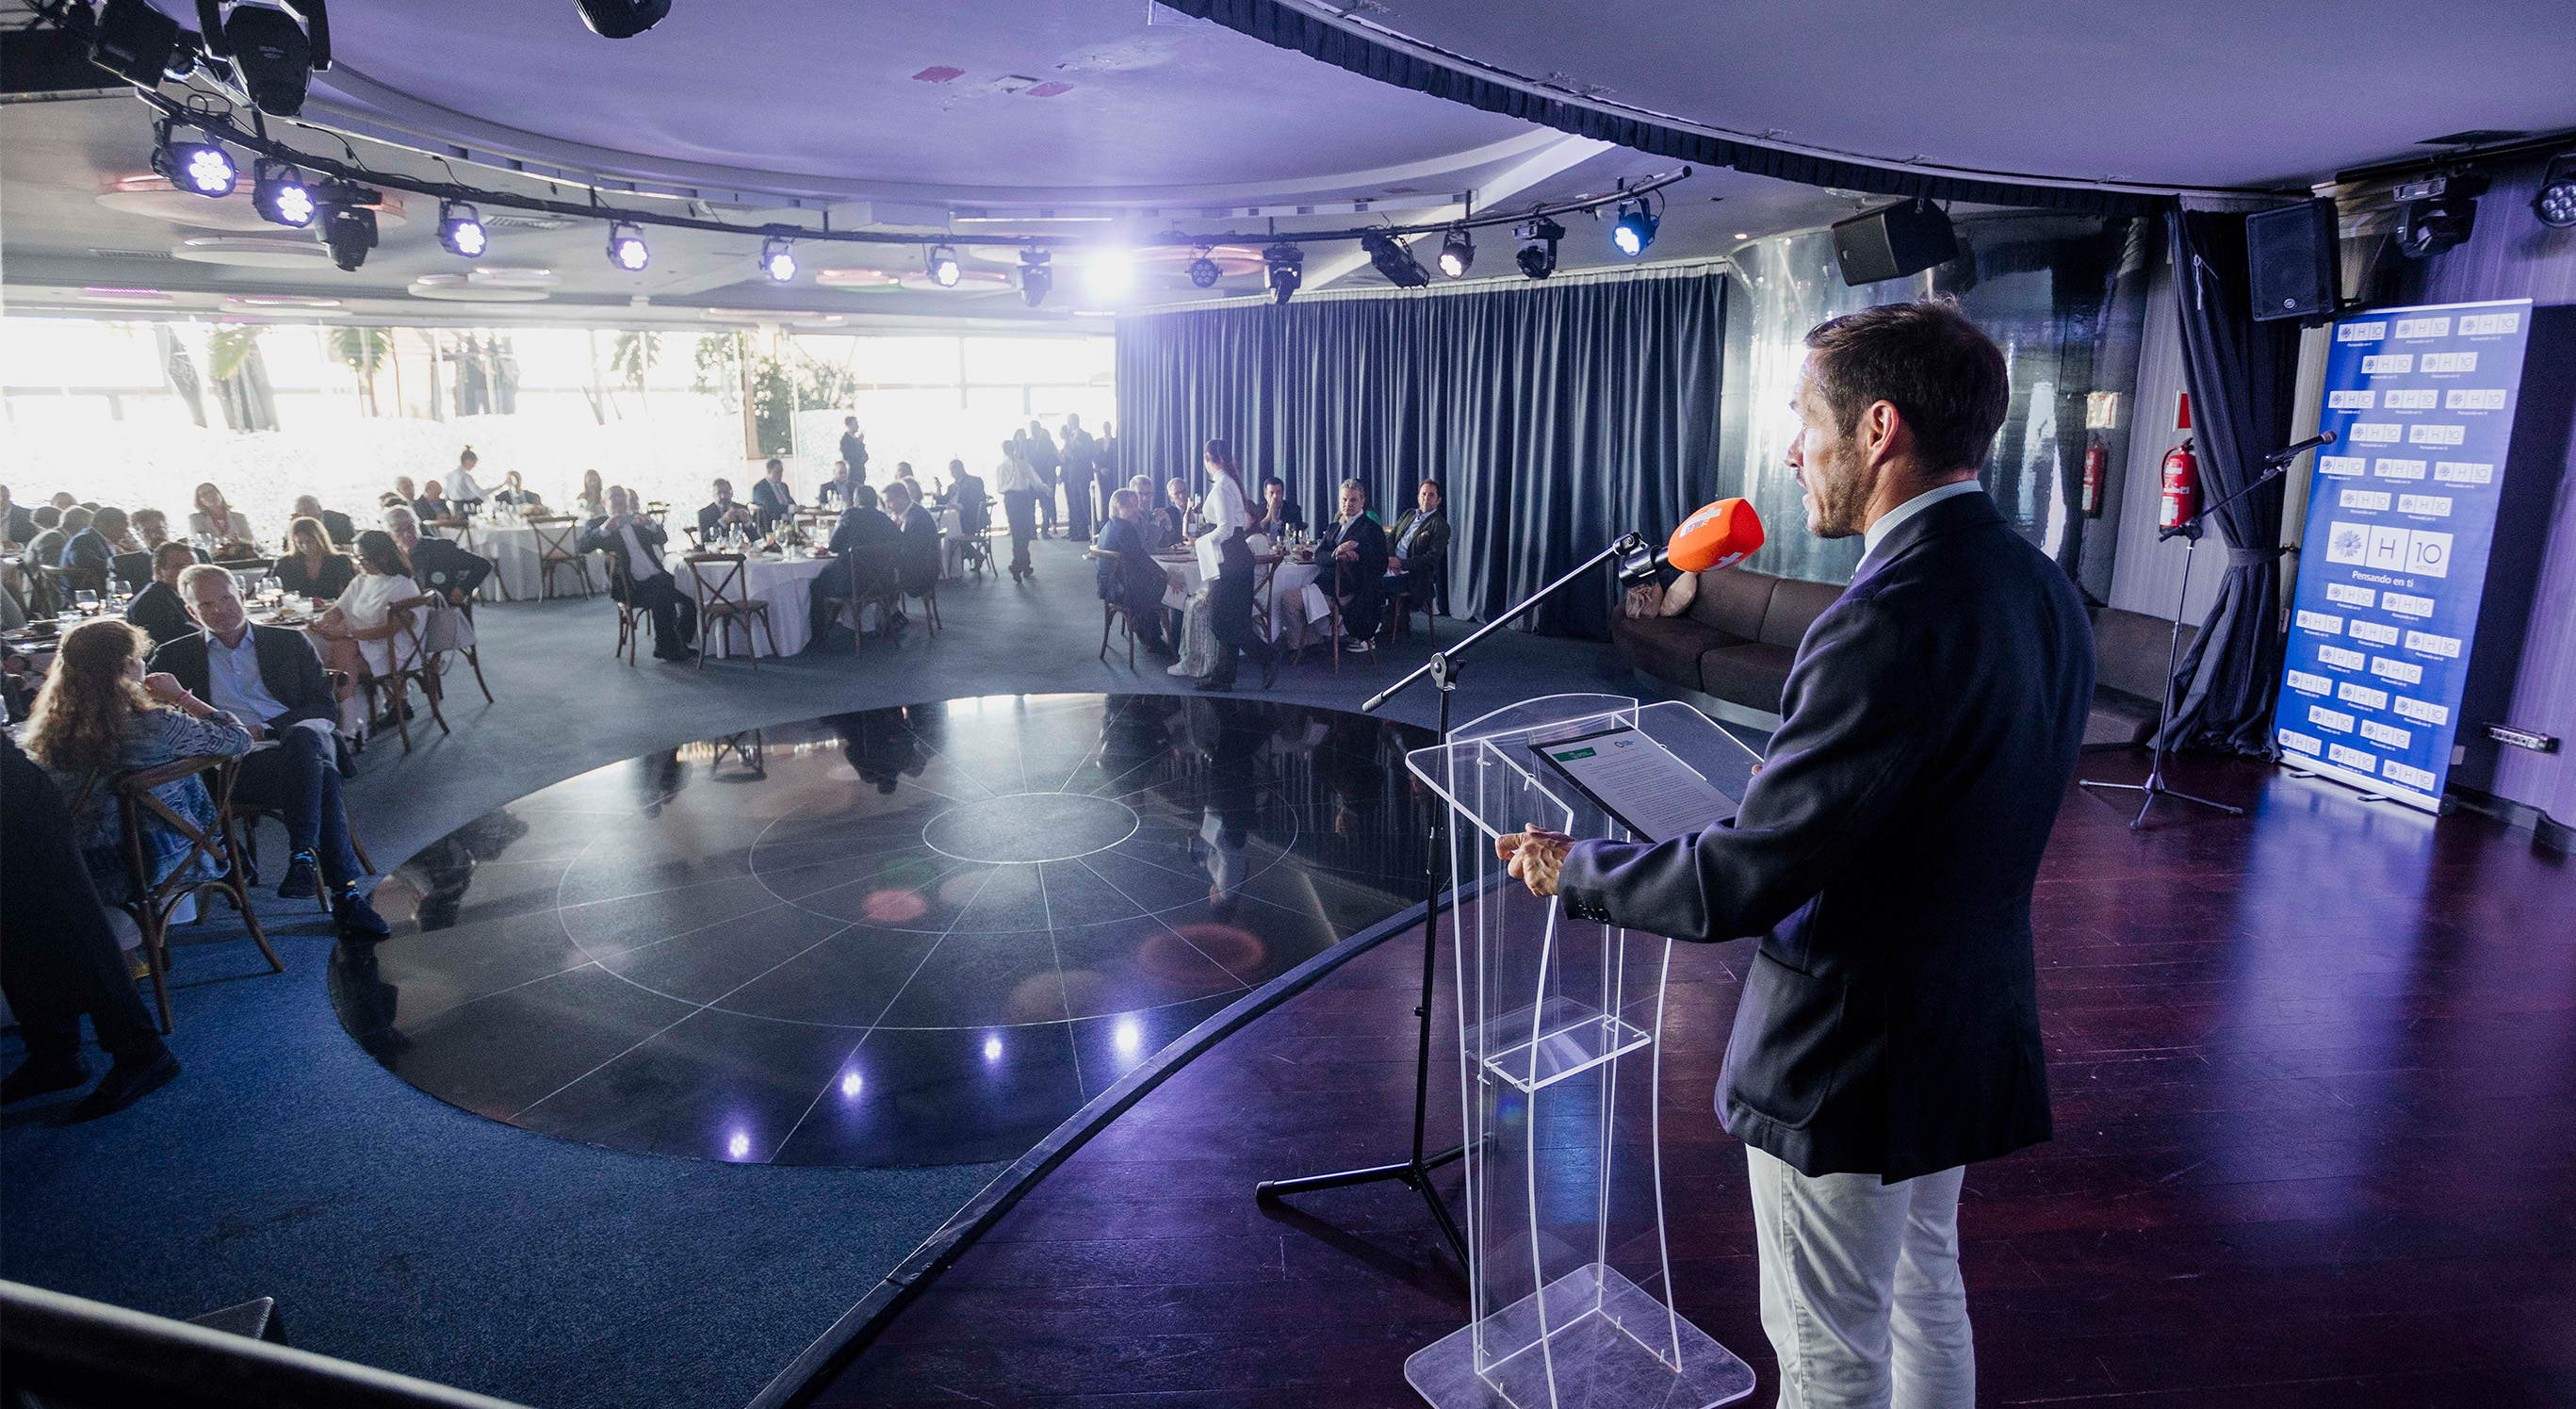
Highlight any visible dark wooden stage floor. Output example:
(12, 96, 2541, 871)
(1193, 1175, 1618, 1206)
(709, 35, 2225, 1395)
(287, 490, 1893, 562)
(817, 755, 2576, 1408)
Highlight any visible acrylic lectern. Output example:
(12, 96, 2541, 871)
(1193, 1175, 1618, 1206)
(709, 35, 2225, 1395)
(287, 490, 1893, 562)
(1403, 695, 1762, 1409)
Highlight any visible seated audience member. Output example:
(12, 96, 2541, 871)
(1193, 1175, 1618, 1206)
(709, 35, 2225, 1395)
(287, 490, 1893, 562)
(0, 730, 181, 1120)
(23, 618, 256, 947)
(751, 458, 796, 526)
(24, 507, 66, 606)
(948, 459, 988, 532)
(414, 480, 454, 526)
(809, 483, 899, 645)
(818, 461, 859, 510)
(188, 482, 254, 551)
(0, 483, 33, 549)
(882, 481, 941, 598)
(576, 469, 607, 521)
(59, 506, 128, 591)
(1250, 475, 1305, 537)
(274, 516, 357, 602)
(446, 448, 486, 512)
(1156, 479, 1190, 547)
(1093, 489, 1173, 657)
(697, 478, 758, 541)
(383, 504, 492, 606)
(1384, 479, 1451, 622)
(122, 544, 202, 648)
(1321, 478, 1389, 655)
(491, 471, 544, 509)
(306, 531, 423, 718)
(151, 565, 387, 937)
(393, 476, 418, 510)
(291, 495, 357, 547)
(580, 487, 697, 662)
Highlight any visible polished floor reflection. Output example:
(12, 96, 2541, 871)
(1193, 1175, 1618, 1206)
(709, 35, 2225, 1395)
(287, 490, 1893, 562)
(332, 696, 1435, 1167)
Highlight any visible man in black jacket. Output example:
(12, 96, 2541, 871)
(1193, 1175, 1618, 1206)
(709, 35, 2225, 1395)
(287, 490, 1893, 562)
(1500, 300, 2092, 1409)
(1319, 480, 1387, 656)
(122, 543, 200, 649)
(383, 504, 492, 606)
(581, 487, 697, 662)
(292, 494, 357, 547)
(810, 484, 901, 644)
(839, 418, 869, 484)
(153, 565, 389, 939)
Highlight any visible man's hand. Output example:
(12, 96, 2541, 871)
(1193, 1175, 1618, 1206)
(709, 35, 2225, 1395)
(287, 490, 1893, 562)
(1495, 824, 1575, 898)
(1389, 556, 1406, 572)
(1333, 541, 1359, 561)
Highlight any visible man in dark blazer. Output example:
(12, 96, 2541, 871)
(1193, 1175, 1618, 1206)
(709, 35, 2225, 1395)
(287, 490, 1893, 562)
(153, 565, 389, 940)
(122, 543, 200, 649)
(697, 478, 758, 542)
(881, 481, 943, 598)
(383, 504, 492, 606)
(1319, 479, 1388, 656)
(581, 487, 696, 661)
(293, 494, 357, 547)
(1091, 488, 1173, 657)
(1500, 300, 2093, 1409)
(1384, 479, 1451, 621)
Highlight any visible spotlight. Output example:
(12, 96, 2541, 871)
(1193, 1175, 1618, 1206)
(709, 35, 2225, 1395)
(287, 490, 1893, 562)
(760, 235, 797, 284)
(2535, 153, 2576, 230)
(210, 1, 321, 118)
(437, 201, 488, 258)
(572, 0, 672, 38)
(1185, 247, 1220, 288)
(1085, 246, 1134, 298)
(1362, 231, 1430, 288)
(927, 244, 961, 287)
(1514, 216, 1564, 280)
(1264, 241, 1303, 304)
(152, 123, 236, 198)
(1019, 249, 1052, 307)
(251, 160, 314, 228)
(88, 0, 185, 86)
(2392, 172, 2486, 259)
(315, 182, 379, 271)
(1437, 227, 1474, 278)
(1611, 201, 1658, 257)
(607, 221, 650, 271)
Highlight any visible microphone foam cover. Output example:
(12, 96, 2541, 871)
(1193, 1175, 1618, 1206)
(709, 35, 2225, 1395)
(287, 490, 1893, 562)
(1668, 498, 1763, 572)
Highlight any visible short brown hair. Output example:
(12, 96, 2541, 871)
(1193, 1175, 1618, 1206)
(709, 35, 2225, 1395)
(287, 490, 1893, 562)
(1802, 298, 2008, 473)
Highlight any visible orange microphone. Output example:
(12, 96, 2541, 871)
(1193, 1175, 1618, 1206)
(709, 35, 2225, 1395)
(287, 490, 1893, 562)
(1620, 498, 1765, 582)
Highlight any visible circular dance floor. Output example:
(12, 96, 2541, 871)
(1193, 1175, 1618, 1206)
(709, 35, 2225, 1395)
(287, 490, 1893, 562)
(332, 695, 1435, 1167)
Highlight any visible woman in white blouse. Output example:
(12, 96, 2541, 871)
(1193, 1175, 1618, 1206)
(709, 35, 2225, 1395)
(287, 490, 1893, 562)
(187, 482, 253, 549)
(1195, 438, 1275, 692)
(306, 529, 421, 731)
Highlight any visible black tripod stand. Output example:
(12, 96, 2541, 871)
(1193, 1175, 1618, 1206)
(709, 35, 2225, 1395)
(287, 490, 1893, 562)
(1254, 532, 1655, 1270)
(2079, 432, 2329, 828)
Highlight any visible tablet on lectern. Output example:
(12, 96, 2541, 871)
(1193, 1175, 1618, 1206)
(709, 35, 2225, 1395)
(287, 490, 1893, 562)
(1529, 725, 1737, 844)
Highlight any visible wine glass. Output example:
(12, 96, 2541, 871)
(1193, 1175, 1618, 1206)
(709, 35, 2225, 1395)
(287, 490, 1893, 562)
(75, 590, 100, 615)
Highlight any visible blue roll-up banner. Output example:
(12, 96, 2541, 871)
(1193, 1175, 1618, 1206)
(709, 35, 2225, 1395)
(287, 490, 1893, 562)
(2277, 298, 2534, 811)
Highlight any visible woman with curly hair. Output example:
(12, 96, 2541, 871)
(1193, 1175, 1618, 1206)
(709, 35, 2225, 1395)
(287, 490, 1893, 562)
(22, 618, 254, 909)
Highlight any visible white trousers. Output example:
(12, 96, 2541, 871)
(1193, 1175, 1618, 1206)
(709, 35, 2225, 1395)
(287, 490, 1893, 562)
(1747, 1146, 1975, 1409)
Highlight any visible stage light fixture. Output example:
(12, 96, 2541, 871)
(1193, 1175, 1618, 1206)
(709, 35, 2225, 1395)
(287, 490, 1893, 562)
(1514, 216, 1564, 280)
(1264, 242, 1304, 304)
(208, 1, 320, 117)
(88, 0, 186, 86)
(1437, 227, 1474, 278)
(1611, 201, 1659, 256)
(1185, 248, 1221, 288)
(1362, 231, 1430, 288)
(437, 201, 488, 258)
(573, 0, 672, 38)
(2535, 154, 2576, 230)
(1085, 246, 1134, 298)
(152, 122, 236, 198)
(927, 245, 961, 287)
(1019, 249, 1052, 307)
(607, 221, 650, 271)
(760, 236, 797, 284)
(251, 160, 315, 227)
(2392, 172, 2486, 259)
(315, 181, 379, 271)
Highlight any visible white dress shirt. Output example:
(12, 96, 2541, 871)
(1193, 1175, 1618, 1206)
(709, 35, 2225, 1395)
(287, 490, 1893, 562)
(204, 627, 287, 725)
(995, 453, 1040, 495)
(1860, 479, 1985, 570)
(620, 521, 664, 582)
(1202, 471, 1250, 539)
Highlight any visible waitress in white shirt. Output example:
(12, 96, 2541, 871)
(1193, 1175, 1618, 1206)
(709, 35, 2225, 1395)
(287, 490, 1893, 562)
(1195, 438, 1275, 692)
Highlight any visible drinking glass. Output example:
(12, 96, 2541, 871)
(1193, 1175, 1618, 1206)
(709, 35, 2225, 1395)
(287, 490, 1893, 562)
(75, 590, 99, 614)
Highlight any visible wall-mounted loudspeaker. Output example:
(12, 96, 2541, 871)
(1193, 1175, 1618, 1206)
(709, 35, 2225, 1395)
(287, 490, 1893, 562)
(2247, 198, 2341, 322)
(1831, 199, 1958, 287)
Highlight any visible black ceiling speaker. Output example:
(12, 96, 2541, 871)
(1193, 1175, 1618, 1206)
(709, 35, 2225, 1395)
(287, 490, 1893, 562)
(574, 0, 672, 38)
(1831, 199, 1958, 287)
(2247, 197, 2341, 322)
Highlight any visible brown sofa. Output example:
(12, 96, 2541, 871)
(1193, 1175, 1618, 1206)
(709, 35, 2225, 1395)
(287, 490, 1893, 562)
(1611, 565, 2192, 748)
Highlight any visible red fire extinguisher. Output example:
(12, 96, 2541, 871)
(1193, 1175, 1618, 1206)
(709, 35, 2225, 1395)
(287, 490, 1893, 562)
(2080, 435, 2108, 517)
(2159, 437, 2198, 532)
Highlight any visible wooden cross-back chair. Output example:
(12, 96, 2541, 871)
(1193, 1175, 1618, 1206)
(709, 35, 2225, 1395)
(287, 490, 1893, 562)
(817, 545, 903, 650)
(73, 752, 280, 1034)
(454, 520, 514, 601)
(682, 552, 780, 667)
(1088, 546, 1139, 668)
(528, 516, 594, 600)
(607, 553, 648, 665)
(359, 596, 449, 753)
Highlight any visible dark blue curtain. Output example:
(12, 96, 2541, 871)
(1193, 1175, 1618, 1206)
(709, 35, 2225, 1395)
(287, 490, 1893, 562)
(1114, 272, 1730, 640)
(2163, 206, 2302, 753)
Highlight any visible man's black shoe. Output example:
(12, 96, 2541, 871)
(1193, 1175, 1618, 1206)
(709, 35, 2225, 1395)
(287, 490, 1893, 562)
(2, 1055, 89, 1105)
(334, 885, 392, 940)
(1261, 656, 1280, 689)
(57, 1049, 180, 1124)
(278, 850, 319, 900)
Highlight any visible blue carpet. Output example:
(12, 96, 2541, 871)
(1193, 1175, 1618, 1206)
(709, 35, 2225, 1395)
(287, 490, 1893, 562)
(2, 536, 1662, 1408)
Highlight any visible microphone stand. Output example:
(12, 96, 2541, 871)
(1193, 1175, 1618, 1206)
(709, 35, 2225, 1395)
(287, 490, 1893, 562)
(1255, 531, 1652, 1271)
(2079, 434, 2324, 828)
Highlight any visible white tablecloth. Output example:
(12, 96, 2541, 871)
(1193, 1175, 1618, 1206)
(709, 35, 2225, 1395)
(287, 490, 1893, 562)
(460, 522, 606, 602)
(680, 553, 833, 658)
(1154, 552, 1336, 646)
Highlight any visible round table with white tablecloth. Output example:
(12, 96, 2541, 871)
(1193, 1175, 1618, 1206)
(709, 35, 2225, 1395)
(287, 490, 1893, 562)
(1154, 549, 1333, 647)
(677, 550, 834, 658)
(457, 520, 607, 602)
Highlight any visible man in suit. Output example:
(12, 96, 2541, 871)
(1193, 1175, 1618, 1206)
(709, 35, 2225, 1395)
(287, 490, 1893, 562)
(0, 483, 35, 548)
(1093, 488, 1173, 657)
(881, 481, 943, 599)
(292, 494, 357, 547)
(1384, 479, 1451, 624)
(1320, 479, 1388, 656)
(58, 505, 132, 593)
(750, 458, 796, 528)
(1251, 476, 1305, 538)
(839, 418, 869, 484)
(123, 543, 200, 649)
(153, 565, 390, 940)
(1498, 300, 2092, 1409)
(809, 483, 902, 645)
(1025, 420, 1062, 536)
(581, 486, 697, 662)
(817, 461, 860, 511)
(383, 504, 492, 606)
(698, 478, 758, 542)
